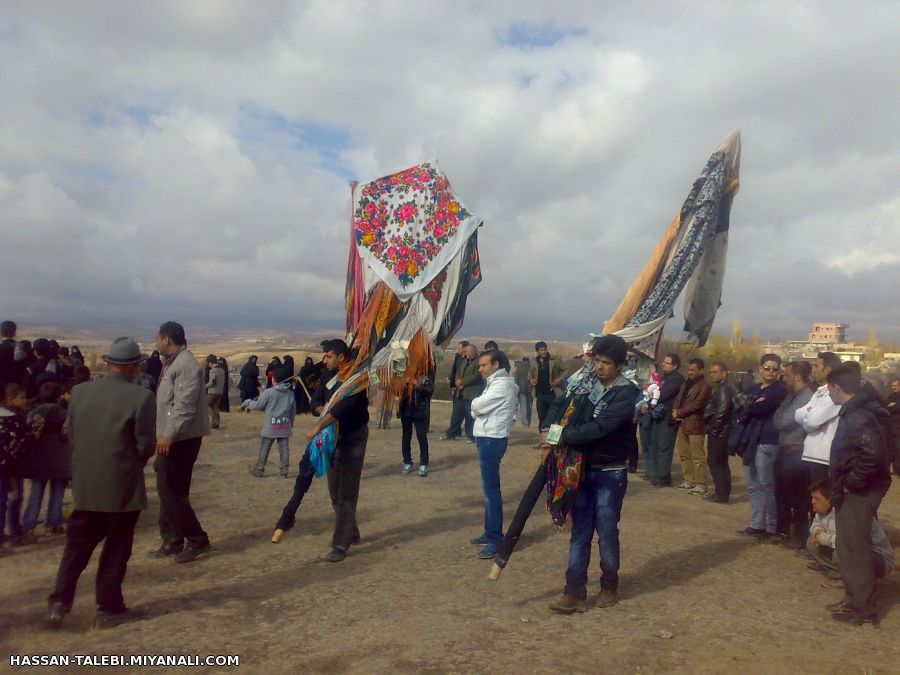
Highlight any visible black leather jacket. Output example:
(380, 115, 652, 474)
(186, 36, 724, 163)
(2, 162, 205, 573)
(703, 380, 737, 438)
(658, 371, 685, 425)
(829, 395, 892, 507)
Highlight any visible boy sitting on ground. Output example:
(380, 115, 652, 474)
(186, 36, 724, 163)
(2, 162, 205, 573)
(806, 480, 895, 586)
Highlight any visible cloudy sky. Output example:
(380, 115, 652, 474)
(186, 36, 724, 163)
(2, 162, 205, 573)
(1, 1, 898, 342)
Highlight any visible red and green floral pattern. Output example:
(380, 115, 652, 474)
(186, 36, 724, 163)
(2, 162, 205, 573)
(354, 162, 472, 288)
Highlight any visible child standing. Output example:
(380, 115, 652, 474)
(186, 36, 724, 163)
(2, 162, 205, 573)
(243, 366, 296, 478)
(0, 383, 29, 552)
(22, 382, 71, 535)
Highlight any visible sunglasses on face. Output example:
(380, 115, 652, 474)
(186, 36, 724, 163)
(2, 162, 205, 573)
(761, 365, 780, 372)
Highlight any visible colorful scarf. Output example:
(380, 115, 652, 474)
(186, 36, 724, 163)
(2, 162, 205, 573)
(306, 370, 370, 477)
(545, 393, 589, 527)
(352, 161, 481, 300)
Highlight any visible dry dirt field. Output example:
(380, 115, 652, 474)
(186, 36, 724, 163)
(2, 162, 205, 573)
(2, 400, 899, 674)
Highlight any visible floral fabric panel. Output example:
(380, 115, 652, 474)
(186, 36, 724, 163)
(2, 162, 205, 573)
(353, 160, 481, 300)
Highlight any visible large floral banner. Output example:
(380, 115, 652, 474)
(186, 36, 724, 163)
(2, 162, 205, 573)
(353, 160, 481, 300)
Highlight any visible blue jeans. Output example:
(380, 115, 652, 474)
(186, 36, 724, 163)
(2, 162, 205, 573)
(565, 468, 628, 598)
(746, 444, 777, 533)
(476, 437, 507, 545)
(22, 478, 67, 530)
(0, 475, 24, 544)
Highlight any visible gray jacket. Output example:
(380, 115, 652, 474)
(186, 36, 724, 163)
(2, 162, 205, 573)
(156, 347, 210, 441)
(774, 386, 814, 447)
(67, 372, 156, 512)
(242, 382, 296, 438)
(513, 360, 531, 394)
(458, 358, 483, 401)
(206, 365, 225, 396)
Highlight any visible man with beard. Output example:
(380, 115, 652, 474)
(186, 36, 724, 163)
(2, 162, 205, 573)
(644, 353, 685, 488)
(672, 358, 712, 494)
(149, 322, 211, 564)
(302, 339, 369, 562)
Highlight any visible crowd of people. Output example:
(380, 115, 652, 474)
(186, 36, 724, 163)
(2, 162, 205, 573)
(0, 317, 897, 631)
(636, 350, 898, 627)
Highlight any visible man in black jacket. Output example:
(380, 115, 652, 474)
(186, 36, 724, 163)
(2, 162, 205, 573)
(703, 362, 737, 503)
(272, 345, 351, 544)
(0, 320, 22, 386)
(645, 353, 685, 487)
(826, 366, 892, 627)
(303, 339, 369, 563)
(884, 377, 900, 476)
(548, 335, 638, 614)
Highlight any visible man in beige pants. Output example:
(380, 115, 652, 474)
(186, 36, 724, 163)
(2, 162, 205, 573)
(672, 358, 712, 494)
(205, 355, 224, 429)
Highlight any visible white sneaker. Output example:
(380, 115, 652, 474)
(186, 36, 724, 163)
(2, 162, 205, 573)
(688, 486, 708, 495)
(418, 465, 428, 477)
(402, 464, 414, 474)
(677, 481, 693, 490)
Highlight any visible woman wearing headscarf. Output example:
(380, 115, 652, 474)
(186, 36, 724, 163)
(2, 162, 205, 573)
(69, 346, 85, 368)
(239, 356, 261, 402)
(217, 357, 231, 413)
(145, 350, 163, 392)
(295, 356, 323, 415)
(266, 356, 282, 389)
(282, 355, 295, 377)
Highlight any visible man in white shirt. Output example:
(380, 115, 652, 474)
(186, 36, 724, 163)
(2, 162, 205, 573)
(795, 352, 843, 484)
(468, 349, 518, 560)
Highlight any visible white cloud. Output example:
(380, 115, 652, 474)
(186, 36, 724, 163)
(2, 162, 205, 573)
(0, 1, 899, 340)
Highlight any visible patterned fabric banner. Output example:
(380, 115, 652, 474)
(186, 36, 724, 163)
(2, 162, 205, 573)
(352, 160, 481, 301)
(606, 130, 741, 359)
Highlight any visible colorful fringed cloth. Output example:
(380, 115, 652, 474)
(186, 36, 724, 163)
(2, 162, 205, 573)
(390, 328, 434, 399)
(545, 397, 585, 527)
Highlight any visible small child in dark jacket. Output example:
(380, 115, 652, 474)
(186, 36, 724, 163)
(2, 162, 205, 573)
(242, 366, 296, 478)
(0, 383, 29, 551)
(22, 382, 71, 535)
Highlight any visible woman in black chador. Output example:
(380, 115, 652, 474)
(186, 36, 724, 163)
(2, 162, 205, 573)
(238, 355, 261, 402)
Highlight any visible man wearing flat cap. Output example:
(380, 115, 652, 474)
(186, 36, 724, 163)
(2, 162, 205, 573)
(46, 337, 156, 629)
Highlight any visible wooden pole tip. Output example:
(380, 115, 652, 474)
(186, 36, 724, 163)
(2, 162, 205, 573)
(488, 563, 503, 581)
(271, 529, 285, 544)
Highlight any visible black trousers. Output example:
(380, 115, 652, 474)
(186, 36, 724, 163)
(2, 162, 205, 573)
(706, 434, 731, 498)
(401, 415, 429, 466)
(536, 394, 556, 430)
(327, 427, 368, 552)
(804, 460, 829, 485)
(276, 448, 316, 532)
(48, 510, 140, 613)
(154, 437, 208, 548)
(445, 398, 473, 440)
(835, 488, 887, 619)
(774, 447, 809, 542)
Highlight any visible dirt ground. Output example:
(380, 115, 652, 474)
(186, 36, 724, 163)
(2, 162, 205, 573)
(2, 400, 899, 674)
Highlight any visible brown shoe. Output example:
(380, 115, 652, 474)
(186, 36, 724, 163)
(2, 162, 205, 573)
(549, 594, 586, 614)
(590, 588, 619, 608)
